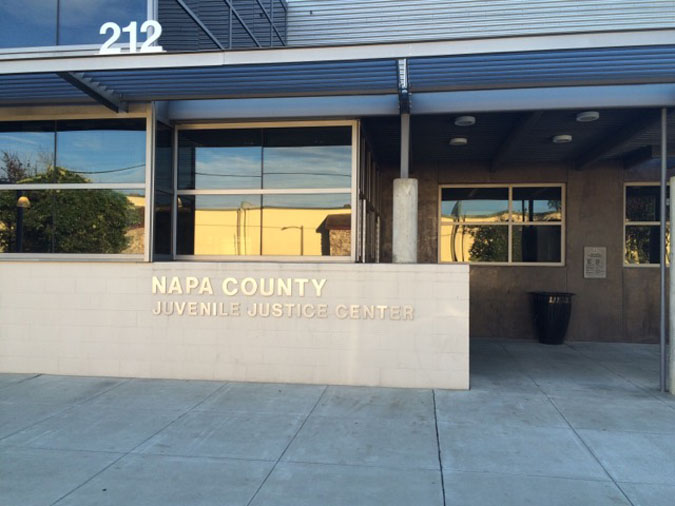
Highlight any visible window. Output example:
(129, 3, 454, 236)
(0, 119, 146, 256)
(0, 0, 148, 49)
(439, 185, 564, 264)
(153, 122, 173, 257)
(175, 124, 354, 258)
(624, 183, 670, 266)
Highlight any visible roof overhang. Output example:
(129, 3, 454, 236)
(1, 30, 674, 114)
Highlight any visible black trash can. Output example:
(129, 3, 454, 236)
(529, 292, 574, 345)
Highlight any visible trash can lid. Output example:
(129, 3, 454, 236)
(528, 291, 575, 296)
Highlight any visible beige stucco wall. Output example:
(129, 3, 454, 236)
(380, 160, 670, 343)
(0, 262, 469, 389)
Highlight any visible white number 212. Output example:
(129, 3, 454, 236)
(99, 21, 163, 54)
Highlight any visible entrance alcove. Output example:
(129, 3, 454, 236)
(361, 109, 674, 368)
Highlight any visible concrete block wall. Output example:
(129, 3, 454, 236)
(0, 262, 469, 389)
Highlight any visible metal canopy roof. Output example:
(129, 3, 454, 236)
(409, 45, 675, 91)
(0, 40, 674, 110)
(79, 59, 399, 101)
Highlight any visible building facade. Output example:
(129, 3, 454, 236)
(0, 0, 673, 389)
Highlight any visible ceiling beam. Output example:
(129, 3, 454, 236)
(622, 146, 654, 170)
(56, 72, 127, 113)
(574, 109, 665, 171)
(490, 111, 542, 171)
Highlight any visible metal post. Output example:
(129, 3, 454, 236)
(400, 113, 410, 179)
(669, 172, 675, 394)
(660, 107, 667, 392)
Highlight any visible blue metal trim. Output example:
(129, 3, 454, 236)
(409, 45, 675, 92)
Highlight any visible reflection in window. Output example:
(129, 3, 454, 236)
(0, 0, 57, 48)
(263, 128, 352, 189)
(0, 0, 147, 49)
(178, 127, 352, 191)
(512, 187, 562, 222)
(177, 195, 262, 256)
(512, 225, 561, 262)
(178, 129, 261, 190)
(0, 190, 144, 254)
(439, 224, 508, 262)
(154, 123, 173, 257)
(154, 191, 173, 257)
(0, 123, 55, 184)
(625, 226, 661, 264)
(56, 120, 146, 184)
(262, 194, 351, 256)
(0, 120, 146, 185)
(440, 185, 564, 264)
(624, 185, 670, 265)
(59, 0, 147, 46)
(625, 185, 669, 222)
(441, 187, 509, 223)
(175, 125, 353, 258)
(155, 123, 173, 191)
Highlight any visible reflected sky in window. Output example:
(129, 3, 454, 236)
(263, 146, 352, 189)
(59, 0, 148, 45)
(0, 0, 57, 48)
(512, 187, 562, 222)
(0, 129, 55, 183)
(56, 128, 146, 184)
(263, 193, 351, 210)
(441, 187, 509, 222)
(193, 147, 261, 189)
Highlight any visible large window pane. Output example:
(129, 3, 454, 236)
(0, 189, 144, 254)
(512, 187, 562, 222)
(441, 187, 509, 223)
(262, 194, 351, 256)
(512, 225, 561, 262)
(625, 185, 669, 222)
(0, 1, 57, 48)
(176, 195, 262, 256)
(625, 225, 666, 265)
(439, 224, 508, 263)
(263, 127, 352, 189)
(0, 122, 55, 184)
(58, 0, 148, 46)
(178, 129, 261, 190)
(55, 120, 146, 184)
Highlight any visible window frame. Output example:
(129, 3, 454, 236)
(172, 120, 359, 262)
(623, 181, 670, 268)
(0, 105, 152, 261)
(437, 183, 566, 266)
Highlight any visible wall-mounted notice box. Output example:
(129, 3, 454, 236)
(584, 247, 607, 279)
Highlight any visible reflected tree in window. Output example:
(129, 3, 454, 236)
(0, 164, 141, 254)
(468, 226, 508, 262)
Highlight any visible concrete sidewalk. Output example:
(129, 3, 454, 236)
(1, 339, 674, 506)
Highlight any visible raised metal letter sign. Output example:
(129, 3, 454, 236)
(99, 21, 163, 54)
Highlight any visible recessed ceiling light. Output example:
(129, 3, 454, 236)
(454, 115, 476, 127)
(449, 137, 468, 146)
(552, 134, 573, 144)
(576, 111, 600, 122)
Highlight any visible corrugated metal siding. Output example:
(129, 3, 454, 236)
(408, 45, 675, 91)
(287, 0, 675, 46)
(159, 0, 287, 51)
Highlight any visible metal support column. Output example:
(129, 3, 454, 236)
(660, 107, 667, 392)
(400, 113, 410, 178)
